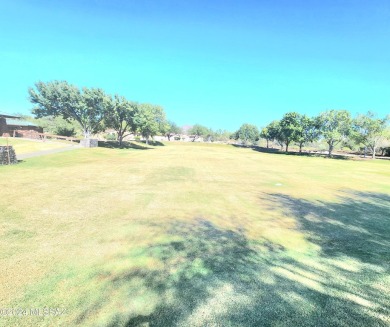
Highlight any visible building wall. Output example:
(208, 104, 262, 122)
(8, 125, 43, 135)
(0, 117, 9, 135)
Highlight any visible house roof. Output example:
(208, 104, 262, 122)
(0, 112, 20, 119)
(5, 118, 38, 127)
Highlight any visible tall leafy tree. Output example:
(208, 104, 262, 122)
(279, 112, 301, 152)
(318, 110, 352, 157)
(233, 123, 260, 145)
(379, 128, 390, 156)
(295, 115, 320, 153)
(134, 104, 167, 144)
(29, 81, 110, 139)
(352, 112, 389, 159)
(267, 120, 284, 149)
(165, 121, 182, 141)
(213, 129, 232, 142)
(188, 124, 210, 142)
(259, 121, 284, 149)
(260, 126, 271, 148)
(203, 128, 215, 142)
(104, 95, 138, 146)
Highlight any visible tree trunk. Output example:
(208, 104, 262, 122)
(83, 130, 90, 139)
(299, 143, 303, 153)
(145, 136, 149, 145)
(372, 146, 376, 159)
(328, 143, 333, 157)
(118, 131, 123, 147)
(266, 139, 269, 148)
(285, 141, 289, 152)
(167, 134, 171, 141)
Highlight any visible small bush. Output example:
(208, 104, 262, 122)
(55, 127, 76, 137)
(104, 133, 117, 141)
(384, 147, 390, 157)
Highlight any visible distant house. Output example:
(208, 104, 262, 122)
(0, 113, 43, 137)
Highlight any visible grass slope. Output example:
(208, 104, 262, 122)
(0, 138, 71, 155)
(0, 142, 389, 326)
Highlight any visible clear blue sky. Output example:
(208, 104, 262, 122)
(0, 0, 389, 130)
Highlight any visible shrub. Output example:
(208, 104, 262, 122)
(104, 133, 117, 141)
(55, 127, 76, 137)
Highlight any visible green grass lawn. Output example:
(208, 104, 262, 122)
(0, 137, 72, 155)
(0, 141, 389, 326)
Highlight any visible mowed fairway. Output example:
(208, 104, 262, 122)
(1, 141, 389, 326)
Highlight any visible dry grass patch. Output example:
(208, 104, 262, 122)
(0, 142, 389, 326)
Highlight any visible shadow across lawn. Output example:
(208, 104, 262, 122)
(98, 141, 153, 150)
(96, 192, 390, 327)
(253, 146, 352, 160)
(261, 191, 390, 268)
(231, 144, 352, 160)
(139, 140, 165, 146)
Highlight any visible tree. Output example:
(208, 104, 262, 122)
(379, 127, 390, 156)
(203, 128, 215, 142)
(259, 121, 284, 149)
(318, 110, 352, 157)
(260, 126, 271, 148)
(233, 123, 260, 146)
(295, 115, 320, 153)
(213, 129, 232, 143)
(267, 120, 284, 149)
(165, 121, 182, 141)
(188, 124, 210, 142)
(134, 104, 167, 144)
(104, 95, 138, 146)
(352, 112, 390, 159)
(279, 112, 301, 152)
(29, 81, 110, 139)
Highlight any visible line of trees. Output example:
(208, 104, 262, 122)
(28, 81, 234, 145)
(257, 110, 390, 159)
(186, 124, 232, 143)
(28, 81, 390, 158)
(28, 81, 169, 146)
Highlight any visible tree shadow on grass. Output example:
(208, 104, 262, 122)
(230, 144, 353, 160)
(258, 191, 390, 325)
(95, 192, 390, 327)
(251, 146, 352, 160)
(231, 143, 280, 153)
(98, 141, 153, 150)
(139, 140, 165, 146)
(261, 191, 390, 268)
